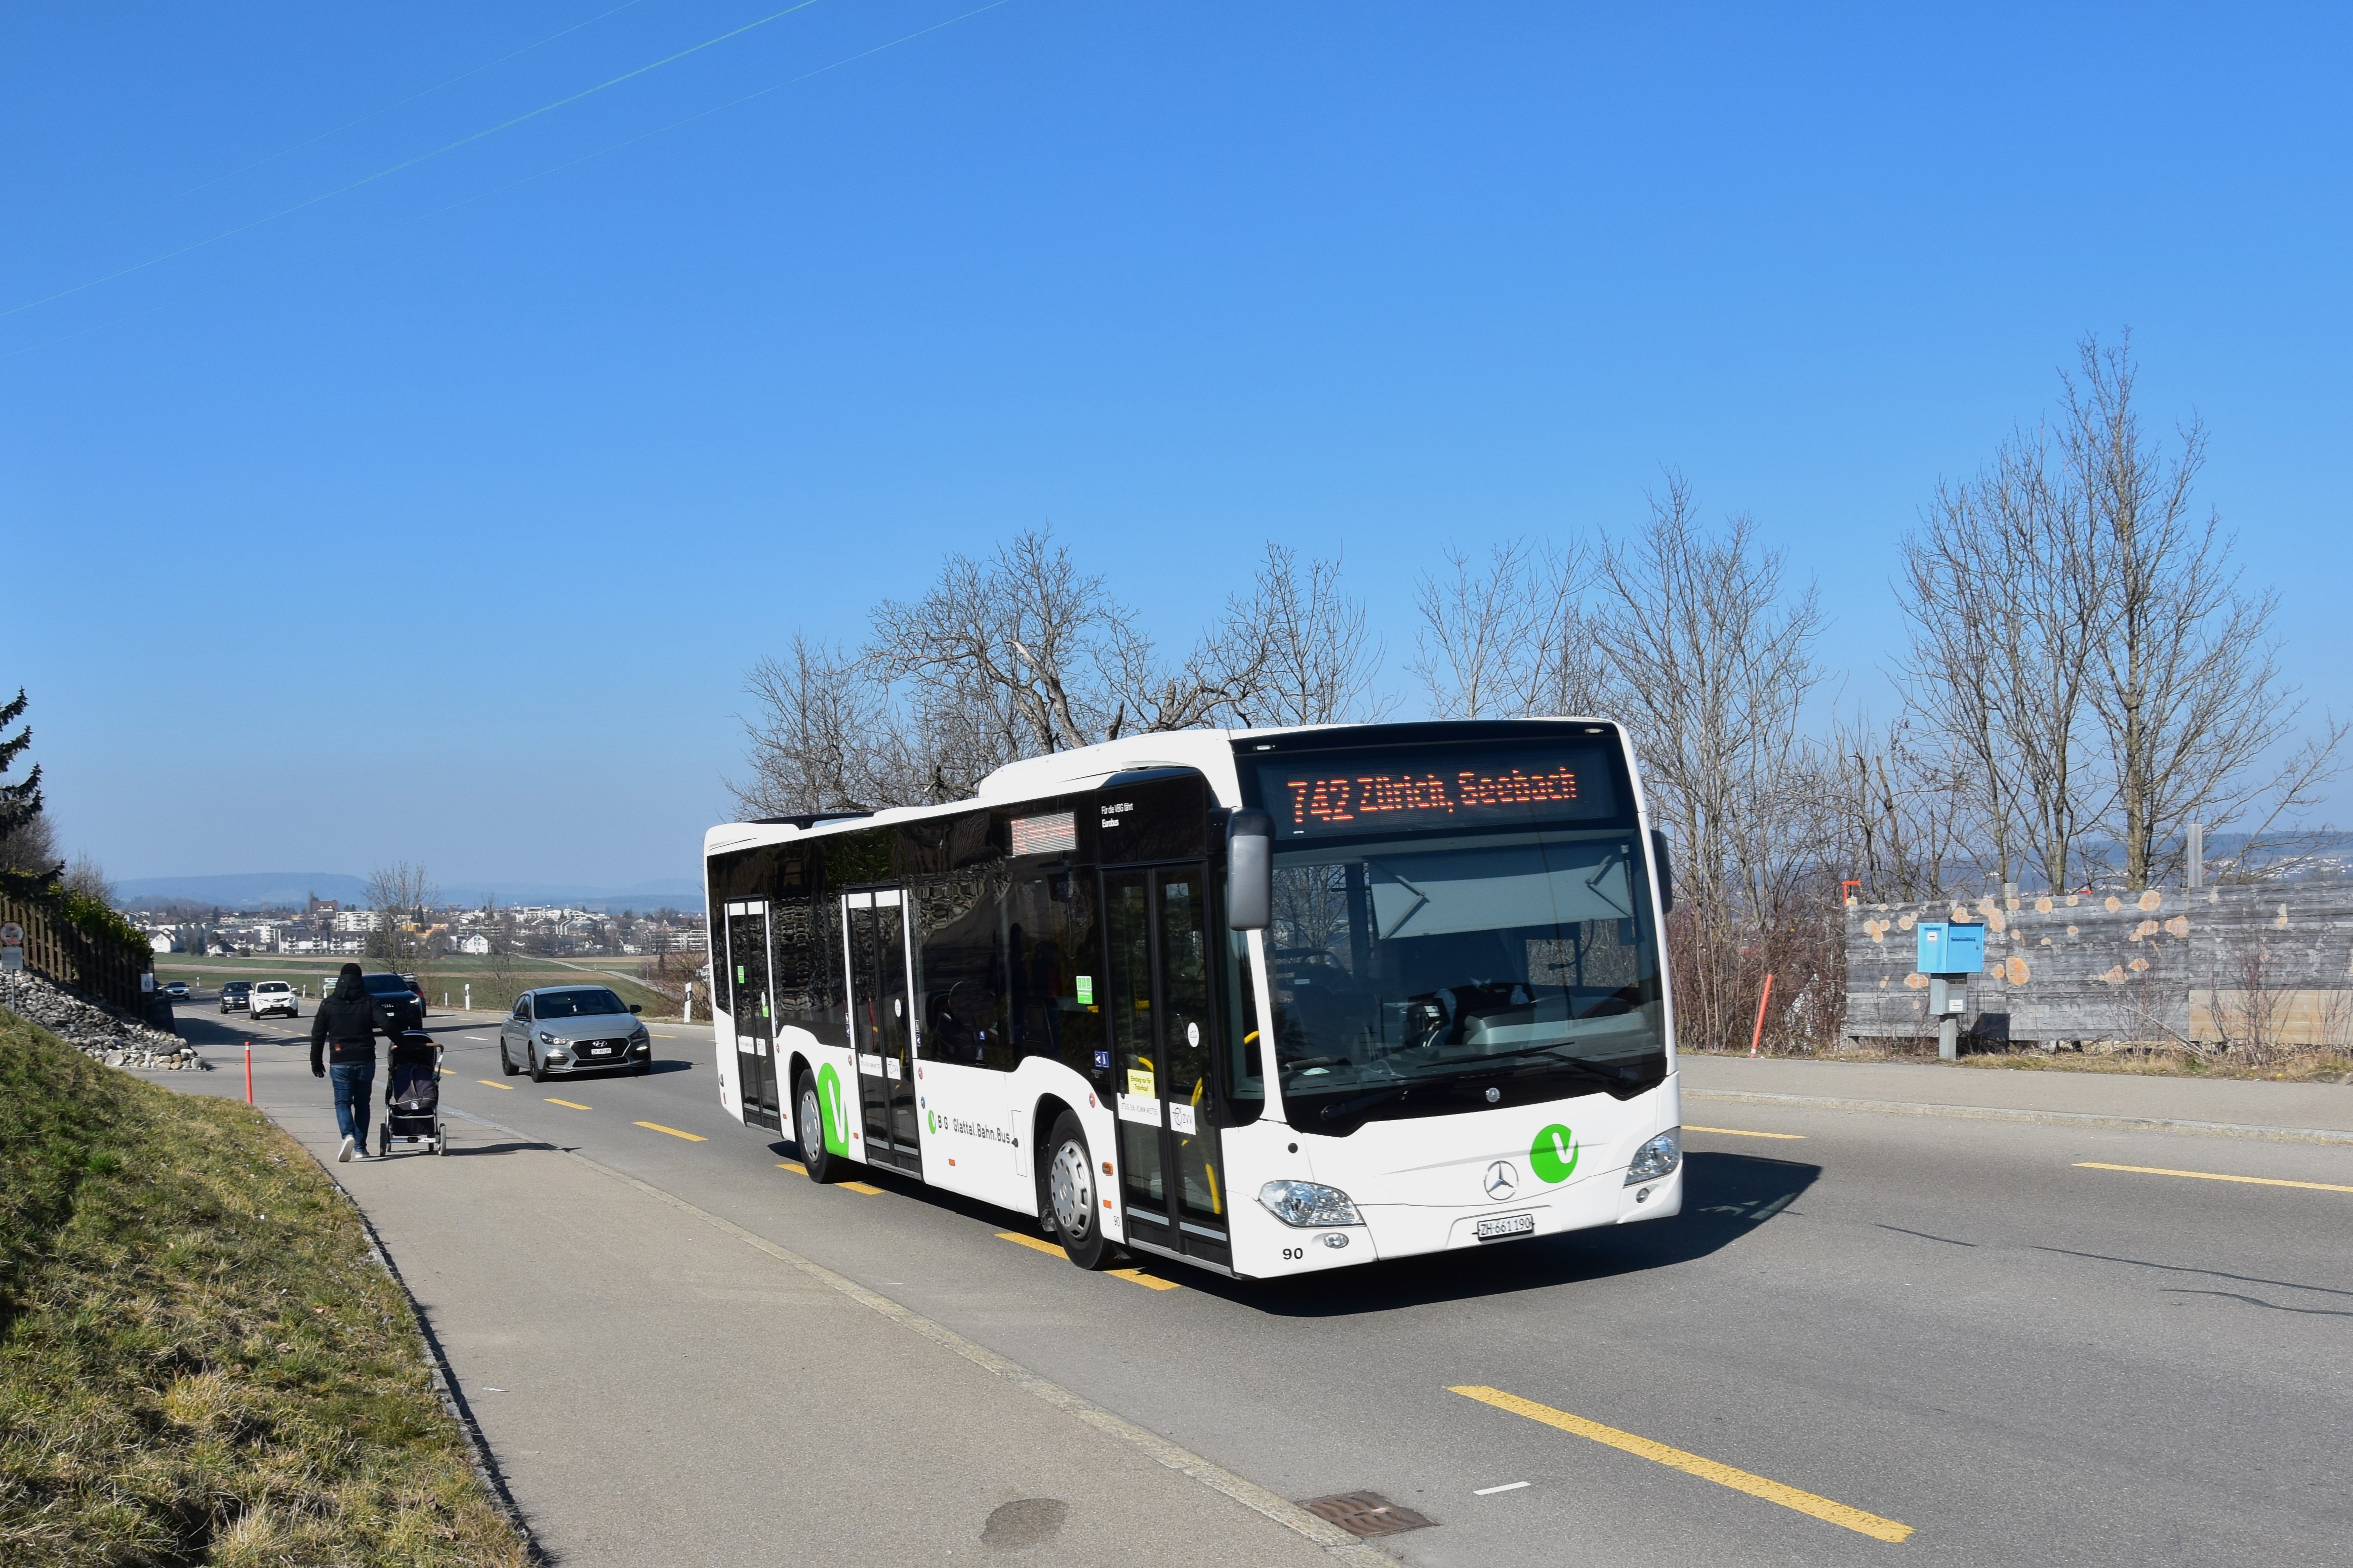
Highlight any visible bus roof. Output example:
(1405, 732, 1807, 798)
(702, 717, 1626, 858)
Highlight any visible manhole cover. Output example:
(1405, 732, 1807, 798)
(1298, 1490, 1435, 1538)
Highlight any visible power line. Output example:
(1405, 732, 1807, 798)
(150, 0, 656, 211)
(2, 0, 829, 320)
(0, 0, 1019, 365)
(400, 0, 1019, 232)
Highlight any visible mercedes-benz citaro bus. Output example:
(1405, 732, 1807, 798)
(700, 719, 1682, 1279)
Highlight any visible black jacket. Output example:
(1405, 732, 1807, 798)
(310, 974, 381, 1069)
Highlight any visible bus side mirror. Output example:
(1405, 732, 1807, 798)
(1650, 828, 1675, 916)
(1228, 809, 1273, 931)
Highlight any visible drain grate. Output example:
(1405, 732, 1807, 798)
(1297, 1490, 1435, 1538)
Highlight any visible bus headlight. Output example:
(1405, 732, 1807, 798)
(1625, 1129, 1681, 1185)
(1258, 1179, 1361, 1228)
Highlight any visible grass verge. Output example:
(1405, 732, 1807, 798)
(0, 1006, 529, 1566)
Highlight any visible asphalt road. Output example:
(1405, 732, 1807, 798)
(166, 999, 2353, 1565)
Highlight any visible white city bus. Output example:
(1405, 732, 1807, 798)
(701, 719, 1682, 1278)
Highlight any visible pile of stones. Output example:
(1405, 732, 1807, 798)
(0, 970, 206, 1070)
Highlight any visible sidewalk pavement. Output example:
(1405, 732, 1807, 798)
(1681, 1053, 2353, 1137)
(192, 1060, 1360, 1568)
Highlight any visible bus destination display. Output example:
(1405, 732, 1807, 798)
(1008, 810, 1077, 855)
(1253, 745, 1617, 837)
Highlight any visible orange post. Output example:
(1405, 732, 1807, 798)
(1747, 974, 1775, 1057)
(244, 1041, 253, 1105)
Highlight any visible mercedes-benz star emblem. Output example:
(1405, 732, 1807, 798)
(1484, 1161, 1518, 1200)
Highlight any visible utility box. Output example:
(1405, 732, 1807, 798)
(1916, 920, 1986, 975)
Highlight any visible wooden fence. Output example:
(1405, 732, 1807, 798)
(0, 892, 152, 1014)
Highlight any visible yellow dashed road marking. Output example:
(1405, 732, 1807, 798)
(778, 1161, 806, 1175)
(1108, 1267, 1180, 1292)
(633, 1121, 706, 1142)
(840, 1180, 884, 1194)
(546, 1098, 591, 1110)
(477, 1080, 512, 1090)
(998, 1230, 1063, 1256)
(1449, 1385, 1913, 1543)
(1686, 1124, 1805, 1141)
(2075, 1161, 2353, 1194)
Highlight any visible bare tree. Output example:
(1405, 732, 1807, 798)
(364, 861, 436, 972)
(1232, 544, 1389, 728)
(731, 636, 927, 818)
(1899, 422, 2106, 893)
(1824, 713, 1971, 903)
(1592, 479, 1831, 1051)
(736, 528, 1288, 821)
(0, 810, 57, 879)
(1596, 480, 1827, 914)
(1896, 334, 2340, 894)
(2062, 335, 2344, 887)
(1410, 538, 1595, 719)
(61, 852, 116, 906)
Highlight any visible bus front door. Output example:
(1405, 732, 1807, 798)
(1105, 865, 1231, 1267)
(724, 900, 781, 1130)
(842, 889, 921, 1175)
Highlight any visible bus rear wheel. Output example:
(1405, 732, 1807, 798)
(795, 1070, 848, 1184)
(1046, 1112, 1114, 1270)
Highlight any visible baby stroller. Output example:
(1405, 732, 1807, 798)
(380, 1031, 446, 1157)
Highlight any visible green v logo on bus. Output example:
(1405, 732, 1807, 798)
(1529, 1124, 1580, 1184)
(816, 1063, 849, 1156)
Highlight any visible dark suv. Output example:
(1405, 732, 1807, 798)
(361, 972, 426, 1036)
(219, 980, 252, 1013)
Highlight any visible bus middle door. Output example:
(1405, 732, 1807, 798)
(1105, 864, 1230, 1267)
(842, 889, 921, 1175)
(724, 900, 781, 1130)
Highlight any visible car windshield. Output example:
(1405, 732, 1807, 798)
(535, 987, 628, 1019)
(1263, 827, 1667, 1128)
(257, 983, 288, 993)
(225, 982, 249, 991)
(362, 974, 412, 995)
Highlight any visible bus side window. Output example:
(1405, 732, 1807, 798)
(918, 871, 1011, 1070)
(1221, 927, 1265, 1125)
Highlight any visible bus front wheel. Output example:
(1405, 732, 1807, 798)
(1046, 1112, 1114, 1270)
(795, 1071, 848, 1184)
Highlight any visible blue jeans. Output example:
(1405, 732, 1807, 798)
(330, 1061, 376, 1149)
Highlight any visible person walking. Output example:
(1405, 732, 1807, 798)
(311, 961, 383, 1162)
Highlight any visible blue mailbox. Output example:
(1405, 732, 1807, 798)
(1916, 920, 1986, 975)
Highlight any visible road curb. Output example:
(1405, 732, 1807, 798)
(440, 1108, 1396, 1564)
(1685, 1089, 2353, 1146)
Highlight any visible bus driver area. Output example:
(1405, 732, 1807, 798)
(702, 719, 1683, 1283)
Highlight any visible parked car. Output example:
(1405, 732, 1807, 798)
(252, 980, 299, 1019)
(163, 980, 191, 1001)
(499, 985, 652, 1082)
(362, 972, 425, 1036)
(219, 980, 252, 1013)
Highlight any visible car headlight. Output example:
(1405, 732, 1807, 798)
(538, 1031, 559, 1047)
(1257, 1179, 1362, 1228)
(1625, 1129, 1681, 1185)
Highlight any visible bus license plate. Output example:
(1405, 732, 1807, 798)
(1476, 1213, 1535, 1242)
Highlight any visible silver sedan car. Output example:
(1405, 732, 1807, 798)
(498, 985, 654, 1081)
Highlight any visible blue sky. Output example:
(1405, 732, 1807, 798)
(10, 3, 2349, 890)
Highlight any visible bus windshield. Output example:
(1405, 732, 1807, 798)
(1264, 826, 1667, 1129)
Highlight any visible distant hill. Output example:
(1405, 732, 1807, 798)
(118, 873, 371, 910)
(116, 873, 704, 913)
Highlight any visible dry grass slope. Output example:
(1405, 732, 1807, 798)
(0, 1006, 528, 1566)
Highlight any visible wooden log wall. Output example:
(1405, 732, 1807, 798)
(1843, 880, 2353, 1048)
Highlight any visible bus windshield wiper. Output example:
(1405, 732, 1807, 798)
(1450, 1044, 1629, 1084)
(1316, 1085, 1410, 1122)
